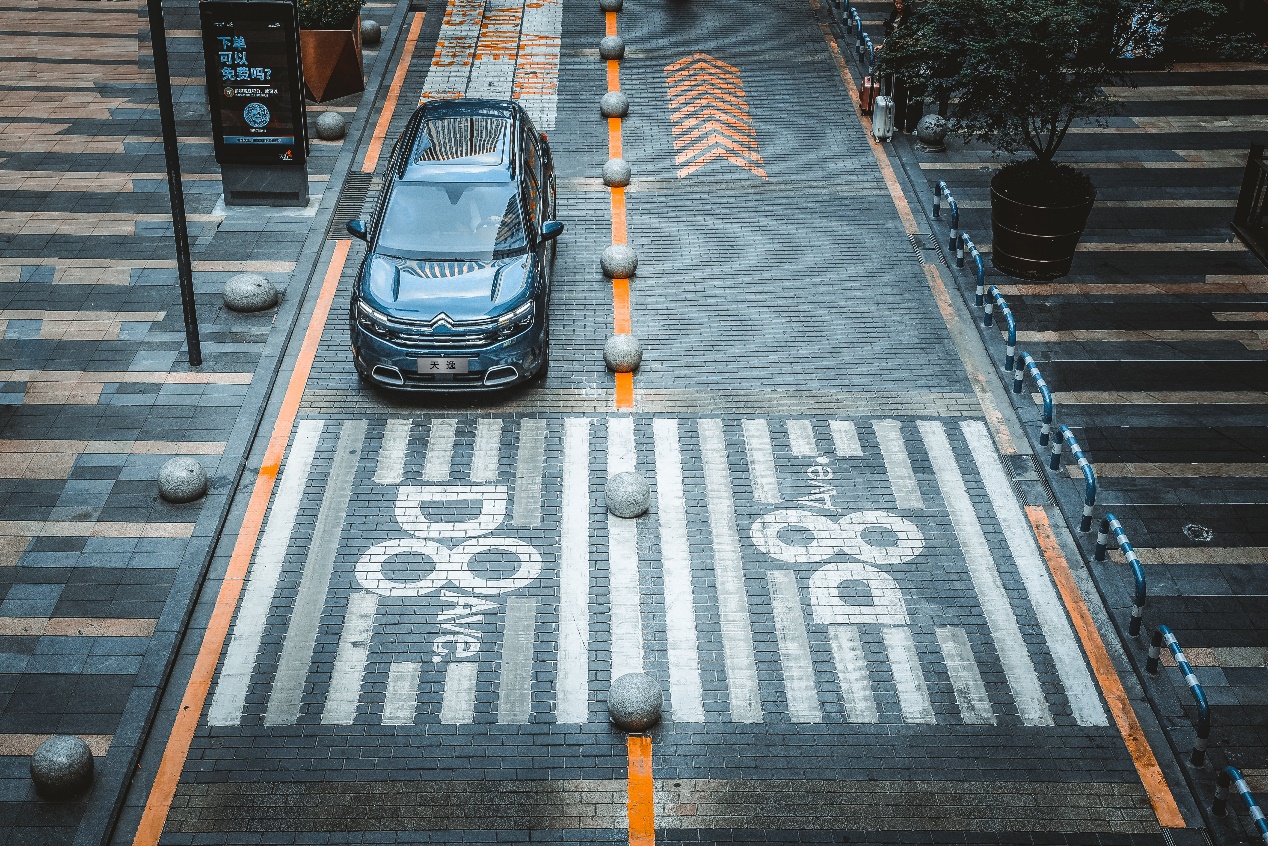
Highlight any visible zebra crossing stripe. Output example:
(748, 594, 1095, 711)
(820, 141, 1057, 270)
(464, 0, 525, 99)
(768, 570, 822, 724)
(829, 420, 862, 457)
(420, 0, 484, 101)
(960, 421, 1108, 727)
(556, 418, 592, 723)
(498, 596, 537, 724)
(512, 0, 562, 129)
(207, 419, 323, 727)
(383, 661, 422, 726)
(511, 418, 545, 526)
(423, 418, 458, 482)
(265, 420, 366, 726)
(322, 591, 381, 725)
(699, 419, 762, 723)
(439, 661, 478, 724)
(470, 418, 504, 482)
(741, 418, 780, 503)
(873, 420, 925, 510)
(937, 626, 995, 725)
(608, 416, 644, 678)
(786, 419, 819, 457)
(829, 625, 878, 723)
(653, 418, 705, 722)
(374, 419, 410, 485)
(884, 627, 935, 724)
(918, 420, 1053, 726)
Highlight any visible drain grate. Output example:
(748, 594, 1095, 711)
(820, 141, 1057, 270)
(1003, 452, 1056, 507)
(907, 232, 951, 269)
(325, 173, 375, 240)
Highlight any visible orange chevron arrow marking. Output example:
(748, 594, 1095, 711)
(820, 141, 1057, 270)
(664, 52, 765, 179)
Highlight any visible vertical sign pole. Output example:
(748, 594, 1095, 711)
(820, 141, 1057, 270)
(147, 0, 203, 366)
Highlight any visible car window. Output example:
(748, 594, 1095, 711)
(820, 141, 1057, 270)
(376, 181, 528, 262)
(520, 124, 542, 233)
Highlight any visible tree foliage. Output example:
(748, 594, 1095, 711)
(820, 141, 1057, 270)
(875, 0, 1223, 163)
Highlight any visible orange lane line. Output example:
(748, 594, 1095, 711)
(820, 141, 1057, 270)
(608, 117, 623, 159)
(1026, 506, 1186, 829)
(606, 10, 617, 36)
(611, 186, 627, 246)
(362, 12, 425, 173)
(613, 278, 632, 334)
(130, 239, 352, 846)
(608, 58, 620, 93)
(628, 735, 655, 845)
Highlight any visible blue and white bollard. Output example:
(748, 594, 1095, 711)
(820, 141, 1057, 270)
(1014, 352, 1053, 446)
(984, 286, 1016, 371)
(962, 234, 984, 307)
(1095, 513, 1147, 636)
(1147, 625, 1211, 767)
(1214, 766, 1268, 846)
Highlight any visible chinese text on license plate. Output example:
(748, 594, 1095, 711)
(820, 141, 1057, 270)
(418, 357, 469, 374)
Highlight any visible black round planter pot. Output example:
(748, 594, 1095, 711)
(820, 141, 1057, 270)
(990, 173, 1096, 280)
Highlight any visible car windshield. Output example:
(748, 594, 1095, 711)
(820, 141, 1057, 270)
(377, 181, 528, 261)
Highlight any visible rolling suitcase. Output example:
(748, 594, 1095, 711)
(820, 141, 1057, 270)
(872, 94, 895, 141)
(859, 75, 879, 115)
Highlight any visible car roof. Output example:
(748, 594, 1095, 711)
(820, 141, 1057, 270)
(401, 99, 518, 183)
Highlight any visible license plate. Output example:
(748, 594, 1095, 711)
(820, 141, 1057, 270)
(418, 357, 469, 374)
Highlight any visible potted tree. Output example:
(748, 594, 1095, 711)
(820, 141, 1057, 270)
(298, 0, 366, 103)
(876, 0, 1220, 279)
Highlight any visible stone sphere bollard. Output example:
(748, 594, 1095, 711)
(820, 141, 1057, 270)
(608, 672, 662, 731)
(222, 272, 278, 312)
(602, 157, 632, 188)
(604, 334, 642, 373)
(599, 35, 625, 61)
(606, 471, 650, 518)
(600, 91, 629, 119)
(361, 18, 381, 45)
(158, 457, 208, 504)
(30, 735, 94, 799)
(915, 114, 949, 152)
(600, 244, 637, 279)
(599, 0, 622, 11)
(315, 111, 348, 141)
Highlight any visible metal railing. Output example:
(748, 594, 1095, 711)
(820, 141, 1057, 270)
(1146, 625, 1211, 766)
(1050, 425, 1097, 532)
(1094, 514, 1147, 636)
(933, 181, 959, 254)
(962, 233, 985, 306)
(983, 286, 1016, 372)
(1013, 352, 1054, 446)
(1214, 766, 1268, 846)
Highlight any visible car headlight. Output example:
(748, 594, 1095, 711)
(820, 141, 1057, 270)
(496, 300, 536, 339)
(356, 299, 393, 338)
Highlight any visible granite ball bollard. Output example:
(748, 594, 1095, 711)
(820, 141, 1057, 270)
(30, 735, 94, 800)
(915, 114, 949, 152)
(606, 471, 650, 518)
(599, 35, 625, 60)
(600, 91, 629, 119)
(604, 334, 642, 373)
(360, 18, 382, 45)
(315, 111, 348, 141)
(608, 672, 662, 731)
(158, 457, 208, 504)
(599, 0, 622, 11)
(600, 243, 637, 279)
(602, 157, 632, 188)
(222, 272, 278, 312)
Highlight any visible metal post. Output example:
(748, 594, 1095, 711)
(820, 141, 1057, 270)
(147, 0, 202, 366)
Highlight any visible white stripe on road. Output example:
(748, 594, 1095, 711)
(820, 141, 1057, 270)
(208, 419, 323, 726)
(742, 418, 780, 503)
(470, 417, 504, 482)
(512, 0, 562, 130)
(829, 625, 878, 723)
(883, 626, 935, 724)
(465, 0, 525, 99)
(767, 570, 821, 723)
(266, 419, 366, 726)
(699, 418, 762, 723)
(961, 421, 1108, 726)
(374, 419, 410, 485)
(936, 626, 995, 725)
(829, 421, 862, 457)
(423, 418, 458, 482)
(874, 420, 925, 509)
(653, 418, 704, 722)
(498, 596, 537, 724)
(786, 420, 818, 457)
(556, 417, 592, 723)
(322, 591, 381, 724)
(918, 420, 1053, 726)
(608, 416, 644, 678)
(439, 661, 478, 724)
(382, 661, 422, 726)
(421, 0, 485, 101)
(512, 418, 546, 526)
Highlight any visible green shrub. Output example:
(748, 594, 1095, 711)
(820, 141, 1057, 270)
(297, 0, 365, 29)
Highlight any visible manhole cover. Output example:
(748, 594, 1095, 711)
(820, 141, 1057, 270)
(1183, 524, 1213, 542)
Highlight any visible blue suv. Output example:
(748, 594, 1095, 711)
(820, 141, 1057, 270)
(346, 99, 562, 390)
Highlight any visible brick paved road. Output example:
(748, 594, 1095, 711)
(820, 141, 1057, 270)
(103, 0, 1231, 844)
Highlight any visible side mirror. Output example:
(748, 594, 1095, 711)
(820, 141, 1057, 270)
(540, 220, 564, 242)
(346, 219, 368, 241)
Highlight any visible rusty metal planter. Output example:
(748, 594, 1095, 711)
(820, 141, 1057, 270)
(299, 17, 363, 103)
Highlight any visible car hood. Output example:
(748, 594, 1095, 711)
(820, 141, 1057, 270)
(362, 254, 533, 321)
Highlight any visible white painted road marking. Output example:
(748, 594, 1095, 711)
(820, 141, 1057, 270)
(423, 418, 458, 482)
(556, 417, 591, 723)
(374, 419, 410, 485)
(829, 624, 878, 723)
(608, 415, 644, 678)
(786, 419, 818, 457)
(742, 418, 781, 503)
(322, 591, 381, 724)
(439, 661, 478, 724)
(383, 661, 422, 726)
(464, 0, 525, 99)
(884, 626, 935, 724)
(512, 0, 562, 130)
(498, 596, 537, 724)
(768, 570, 822, 723)
(420, 0, 484, 101)
(512, 418, 545, 526)
(829, 420, 862, 457)
(874, 419, 925, 509)
(937, 626, 995, 725)
(470, 417, 504, 482)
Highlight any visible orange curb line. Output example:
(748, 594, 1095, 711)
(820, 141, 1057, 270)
(628, 735, 655, 845)
(605, 12, 632, 410)
(362, 12, 425, 173)
(131, 240, 352, 846)
(1025, 506, 1186, 829)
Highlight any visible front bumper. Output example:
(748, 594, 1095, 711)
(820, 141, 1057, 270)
(351, 320, 547, 391)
